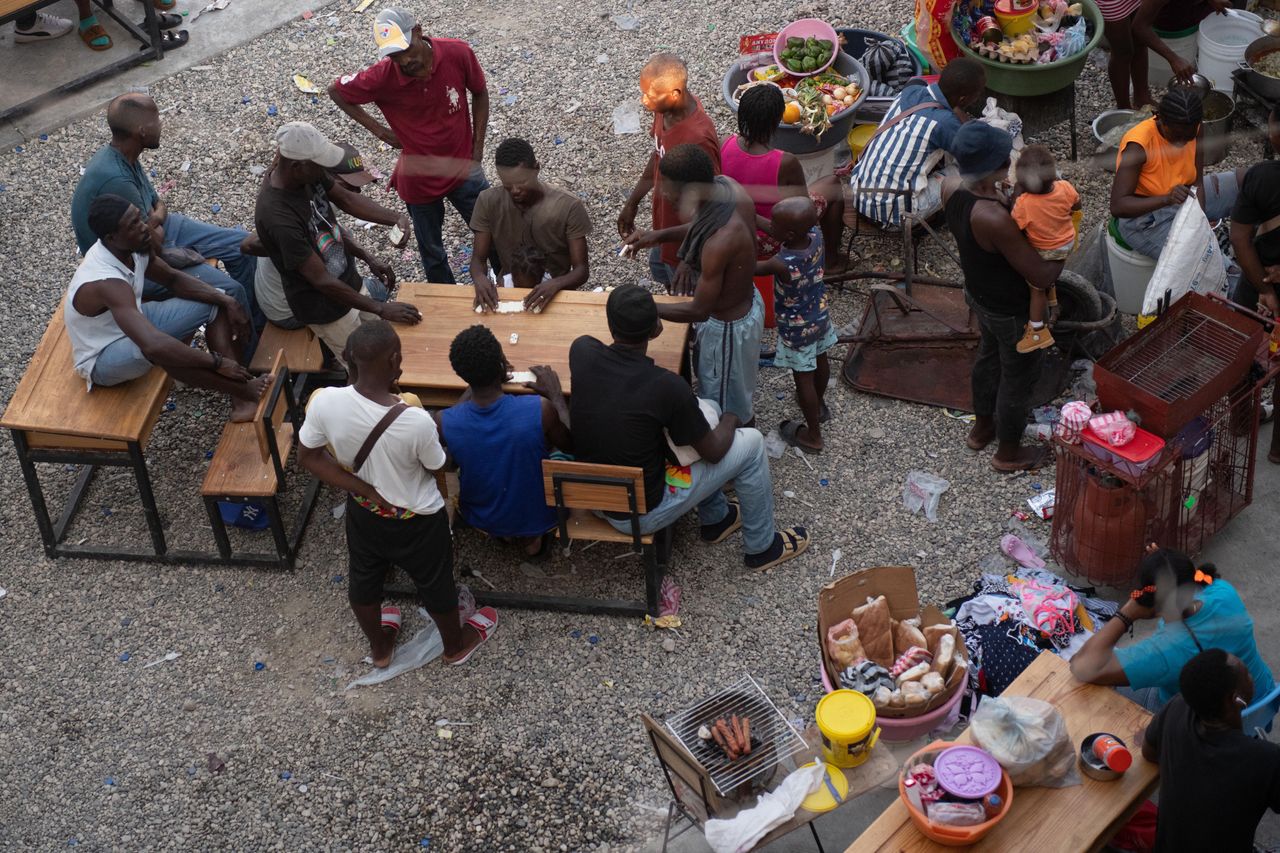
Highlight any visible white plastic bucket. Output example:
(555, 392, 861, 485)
(1199, 10, 1264, 93)
(1148, 27, 1198, 89)
(1105, 229, 1157, 314)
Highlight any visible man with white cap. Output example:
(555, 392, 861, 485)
(328, 8, 492, 285)
(254, 122, 422, 366)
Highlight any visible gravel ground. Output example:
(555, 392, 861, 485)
(0, 0, 1273, 849)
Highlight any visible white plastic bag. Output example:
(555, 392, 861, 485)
(345, 609, 443, 689)
(704, 763, 824, 853)
(1141, 192, 1228, 327)
(902, 471, 950, 522)
(970, 696, 1081, 788)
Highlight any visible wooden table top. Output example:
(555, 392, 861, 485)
(849, 654, 1158, 853)
(393, 283, 690, 403)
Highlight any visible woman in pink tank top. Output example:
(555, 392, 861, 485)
(722, 85, 847, 268)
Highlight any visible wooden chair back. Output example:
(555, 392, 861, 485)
(253, 350, 296, 478)
(541, 459, 646, 515)
(640, 712, 723, 825)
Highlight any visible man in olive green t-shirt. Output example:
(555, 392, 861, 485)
(468, 137, 592, 313)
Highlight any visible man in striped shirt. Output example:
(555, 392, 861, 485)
(851, 58, 987, 228)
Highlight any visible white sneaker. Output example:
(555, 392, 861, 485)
(14, 12, 74, 42)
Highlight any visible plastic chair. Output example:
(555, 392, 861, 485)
(1243, 683, 1280, 739)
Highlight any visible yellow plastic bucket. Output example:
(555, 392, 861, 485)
(847, 124, 876, 164)
(816, 689, 880, 768)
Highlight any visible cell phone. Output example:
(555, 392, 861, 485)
(509, 370, 536, 384)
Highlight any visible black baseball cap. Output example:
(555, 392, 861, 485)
(330, 142, 376, 187)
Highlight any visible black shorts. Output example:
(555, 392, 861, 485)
(345, 498, 456, 611)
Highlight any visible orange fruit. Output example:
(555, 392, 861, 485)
(782, 101, 802, 124)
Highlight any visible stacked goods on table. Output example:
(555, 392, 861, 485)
(732, 27, 865, 139)
(818, 567, 968, 720)
(955, 0, 1091, 65)
(899, 742, 1013, 843)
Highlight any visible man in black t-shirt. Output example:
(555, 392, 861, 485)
(1142, 648, 1280, 852)
(254, 122, 422, 365)
(569, 285, 809, 572)
(1229, 109, 1280, 464)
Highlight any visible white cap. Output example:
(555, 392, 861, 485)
(275, 122, 345, 168)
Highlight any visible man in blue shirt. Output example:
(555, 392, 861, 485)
(437, 325, 570, 556)
(850, 57, 987, 228)
(70, 93, 261, 349)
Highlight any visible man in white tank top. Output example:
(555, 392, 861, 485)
(66, 194, 268, 421)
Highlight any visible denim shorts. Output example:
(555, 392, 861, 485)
(90, 298, 217, 387)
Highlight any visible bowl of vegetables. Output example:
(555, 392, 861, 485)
(723, 50, 870, 154)
(775, 18, 840, 76)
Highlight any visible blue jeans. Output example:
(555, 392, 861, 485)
(406, 164, 490, 284)
(90, 297, 218, 387)
(148, 213, 262, 355)
(1116, 171, 1239, 260)
(604, 428, 776, 555)
(648, 246, 676, 288)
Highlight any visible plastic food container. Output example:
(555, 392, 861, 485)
(1080, 424, 1166, 478)
(774, 18, 840, 77)
(816, 689, 880, 768)
(899, 741, 1014, 847)
(934, 745, 1003, 799)
(994, 0, 1038, 36)
(1079, 732, 1130, 781)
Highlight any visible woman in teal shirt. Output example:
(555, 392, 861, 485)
(1071, 547, 1274, 710)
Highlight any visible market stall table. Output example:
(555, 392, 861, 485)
(393, 283, 691, 406)
(848, 653, 1158, 853)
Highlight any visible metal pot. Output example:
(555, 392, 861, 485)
(1241, 35, 1280, 101)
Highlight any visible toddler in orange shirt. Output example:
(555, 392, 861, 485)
(1011, 145, 1082, 354)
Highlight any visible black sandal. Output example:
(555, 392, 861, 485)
(143, 28, 188, 50)
(779, 419, 822, 454)
(139, 12, 182, 29)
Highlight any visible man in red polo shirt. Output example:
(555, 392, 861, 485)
(617, 53, 721, 294)
(328, 8, 491, 284)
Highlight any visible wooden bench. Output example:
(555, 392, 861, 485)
(462, 459, 672, 617)
(200, 350, 320, 568)
(2, 303, 174, 560)
(249, 323, 328, 399)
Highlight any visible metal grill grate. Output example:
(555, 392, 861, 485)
(666, 675, 807, 797)
(1106, 311, 1249, 403)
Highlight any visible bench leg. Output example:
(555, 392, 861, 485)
(203, 497, 233, 560)
(644, 543, 664, 617)
(10, 431, 58, 557)
(129, 441, 167, 556)
(288, 476, 322, 560)
(52, 464, 97, 543)
(264, 496, 291, 569)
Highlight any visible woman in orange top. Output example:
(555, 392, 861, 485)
(1110, 87, 1245, 260)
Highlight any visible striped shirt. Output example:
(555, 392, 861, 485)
(851, 83, 962, 227)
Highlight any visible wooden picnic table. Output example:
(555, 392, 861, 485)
(848, 653, 1158, 853)
(393, 283, 691, 406)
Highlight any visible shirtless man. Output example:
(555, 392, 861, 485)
(625, 143, 762, 425)
(66, 195, 267, 421)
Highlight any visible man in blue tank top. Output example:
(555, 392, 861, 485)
(438, 325, 571, 556)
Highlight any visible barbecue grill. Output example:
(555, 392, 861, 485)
(1094, 292, 1264, 437)
(665, 675, 808, 798)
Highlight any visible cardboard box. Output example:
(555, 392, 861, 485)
(818, 566, 969, 718)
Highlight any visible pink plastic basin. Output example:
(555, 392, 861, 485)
(820, 657, 966, 741)
(773, 18, 840, 77)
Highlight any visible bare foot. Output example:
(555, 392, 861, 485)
(991, 444, 1050, 473)
(229, 374, 271, 422)
(442, 624, 482, 664)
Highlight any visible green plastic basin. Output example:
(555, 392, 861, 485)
(952, 0, 1104, 96)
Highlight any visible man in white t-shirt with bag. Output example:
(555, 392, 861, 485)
(298, 320, 497, 667)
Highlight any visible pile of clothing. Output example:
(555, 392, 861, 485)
(952, 568, 1118, 696)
